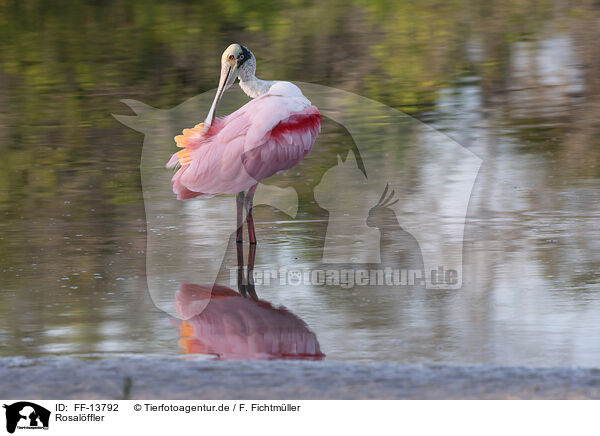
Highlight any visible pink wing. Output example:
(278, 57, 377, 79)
(167, 94, 321, 200)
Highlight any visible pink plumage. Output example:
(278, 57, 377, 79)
(167, 92, 321, 200)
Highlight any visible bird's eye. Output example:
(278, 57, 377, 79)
(239, 54, 244, 60)
(228, 54, 234, 60)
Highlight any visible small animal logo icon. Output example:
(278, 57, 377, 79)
(3, 402, 50, 434)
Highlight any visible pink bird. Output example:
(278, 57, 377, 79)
(167, 44, 321, 244)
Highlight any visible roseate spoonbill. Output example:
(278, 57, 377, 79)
(167, 44, 321, 244)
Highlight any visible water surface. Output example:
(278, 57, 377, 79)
(1, 1, 599, 367)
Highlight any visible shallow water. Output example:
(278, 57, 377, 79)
(1, 1, 599, 367)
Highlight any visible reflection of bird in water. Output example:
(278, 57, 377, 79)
(174, 282, 324, 360)
(367, 185, 424, 271)
(174, 241, 323, 360)
(166, 44, 321, 245)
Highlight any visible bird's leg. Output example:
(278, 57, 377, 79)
(244, 184, 259, 245)
(236, 238, 247, 297)
(236, 191, 245, 244)
(245, 242, 259, 301)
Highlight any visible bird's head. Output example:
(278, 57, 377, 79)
(204, 44, 255, 131)
(221, 44, 255, 82)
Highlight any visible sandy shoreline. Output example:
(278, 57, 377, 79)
(1, 357, 599, 399)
